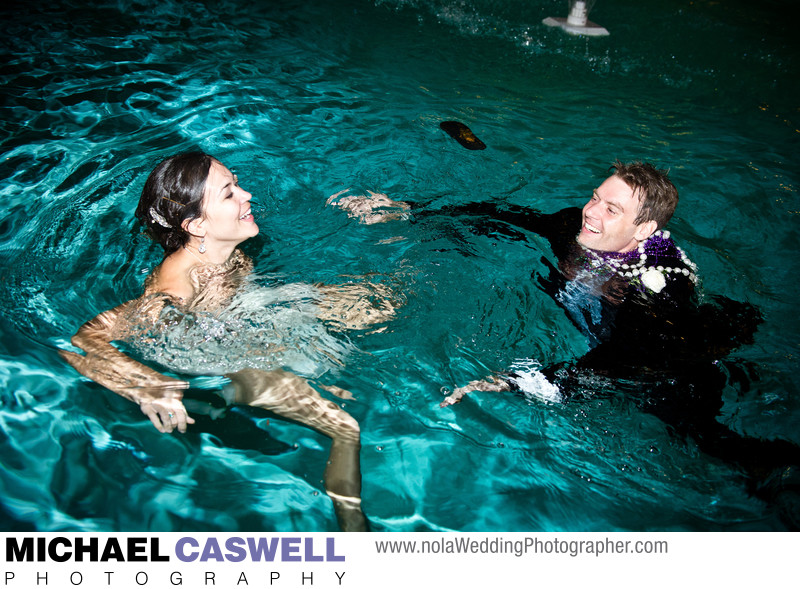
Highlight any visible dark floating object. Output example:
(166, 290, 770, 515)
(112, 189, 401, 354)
(439, 121, 486, 150)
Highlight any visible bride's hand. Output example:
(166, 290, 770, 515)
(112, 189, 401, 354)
(139, 389, 195, 433)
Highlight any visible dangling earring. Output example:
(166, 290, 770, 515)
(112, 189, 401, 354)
(198, 237, 206, 254)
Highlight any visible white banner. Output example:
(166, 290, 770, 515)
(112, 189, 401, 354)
(0, 532, 796, 588)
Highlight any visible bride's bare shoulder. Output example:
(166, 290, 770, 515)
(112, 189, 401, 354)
(143, 253, 195, 301)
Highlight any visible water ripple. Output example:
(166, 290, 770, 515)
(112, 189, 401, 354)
(0, 0, 796, 531)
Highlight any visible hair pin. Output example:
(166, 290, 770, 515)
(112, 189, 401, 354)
(149, 207, 171, 228)
(161, 196, 186, 207)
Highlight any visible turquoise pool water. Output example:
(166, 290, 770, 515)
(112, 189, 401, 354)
(1, 0, 798, 531)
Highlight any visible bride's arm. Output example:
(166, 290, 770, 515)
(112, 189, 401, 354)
(315, 281, 400, 331)
(60, 299, 194, 433)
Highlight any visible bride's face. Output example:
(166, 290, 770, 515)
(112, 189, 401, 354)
(197, 161, 259, 247)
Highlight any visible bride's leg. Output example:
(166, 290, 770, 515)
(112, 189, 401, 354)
(225, 368, 367, 531)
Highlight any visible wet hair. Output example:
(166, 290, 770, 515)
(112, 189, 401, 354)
(611, 161, 678, 230)
(134, 151, 218, 254)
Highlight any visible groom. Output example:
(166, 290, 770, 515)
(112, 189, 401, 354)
(331, 161, 799, 527)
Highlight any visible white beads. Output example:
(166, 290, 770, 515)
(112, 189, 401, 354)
(581, 230, 698, 291)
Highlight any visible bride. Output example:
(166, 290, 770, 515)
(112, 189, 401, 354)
(61, 151, 394, 531)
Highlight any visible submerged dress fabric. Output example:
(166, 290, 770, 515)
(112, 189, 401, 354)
(121, 251, 354, 380)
